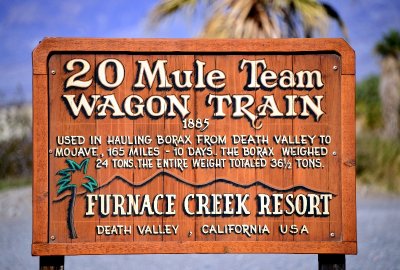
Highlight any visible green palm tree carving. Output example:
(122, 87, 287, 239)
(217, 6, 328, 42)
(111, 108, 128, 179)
(56, 158, 97, 239)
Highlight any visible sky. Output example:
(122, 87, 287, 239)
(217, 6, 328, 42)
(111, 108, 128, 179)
(0, 0, 399, 104)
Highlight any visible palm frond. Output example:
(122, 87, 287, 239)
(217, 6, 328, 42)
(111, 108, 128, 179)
(321, 2, 349, 39)
(291, 0, 329, 37)
(375, 30, 400, 58)
(202, 0, 280, 38)
(150, 0, 199, 23)
(150, 0, 347, 39)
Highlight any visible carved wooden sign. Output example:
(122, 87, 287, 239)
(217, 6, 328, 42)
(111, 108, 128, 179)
(32, 38, 356, 255)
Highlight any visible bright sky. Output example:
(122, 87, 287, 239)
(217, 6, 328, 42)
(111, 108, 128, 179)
(0, 0, 399, 103)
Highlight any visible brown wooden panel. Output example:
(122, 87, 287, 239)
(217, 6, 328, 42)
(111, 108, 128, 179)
(32, 241, 357, 255)
(252, 55, 294, 242)
(193, 54, 217, 241)
(33, 39, 354, 75)
(291, 54, 337, 242)
(341, 75, 356, 243)
(32, 74, 49, 244)
(94, 54, 134, 243)
(32, 39, 356, 256)
(129, 54, 165, 242)
(48, 54, 97, 243)
(322, 55, 342, 242)
(213, 54, 257, 241)
(162, 54, 196, 242)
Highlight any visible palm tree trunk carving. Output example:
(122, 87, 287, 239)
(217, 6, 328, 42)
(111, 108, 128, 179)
(67, 186, 78, 239)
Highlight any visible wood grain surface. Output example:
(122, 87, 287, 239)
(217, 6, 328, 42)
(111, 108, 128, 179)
(32, 38, 356, 256)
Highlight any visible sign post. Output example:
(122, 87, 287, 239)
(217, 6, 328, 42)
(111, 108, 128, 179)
(319, 254, 346, 270)
(32, 38, 356, 267)
(39, 256, 64, 270)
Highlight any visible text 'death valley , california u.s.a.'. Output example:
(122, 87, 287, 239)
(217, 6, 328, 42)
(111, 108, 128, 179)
(32, 38, 356, 255)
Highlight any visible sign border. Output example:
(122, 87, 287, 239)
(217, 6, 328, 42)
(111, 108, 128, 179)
(32, 38, 356, 256)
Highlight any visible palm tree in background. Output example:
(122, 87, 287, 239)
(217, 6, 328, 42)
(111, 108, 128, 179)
(375, 30, 400, 139)
(151, 0, 348, 38)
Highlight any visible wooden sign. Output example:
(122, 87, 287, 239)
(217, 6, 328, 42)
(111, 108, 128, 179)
(32, 38, 356, 256)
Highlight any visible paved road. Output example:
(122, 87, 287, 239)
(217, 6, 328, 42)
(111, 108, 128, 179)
(1, 186, 399, 270)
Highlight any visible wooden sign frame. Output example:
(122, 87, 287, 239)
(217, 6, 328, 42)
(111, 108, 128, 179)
(32, 38, 356, 256)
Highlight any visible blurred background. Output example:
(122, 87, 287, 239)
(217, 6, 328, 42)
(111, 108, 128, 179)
(0, 0, 399, 269)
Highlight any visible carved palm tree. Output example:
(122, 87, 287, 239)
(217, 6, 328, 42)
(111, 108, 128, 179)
(150, 0, 347, 38)
(375, 30, 400, 139)
(56, 158, 97, 239)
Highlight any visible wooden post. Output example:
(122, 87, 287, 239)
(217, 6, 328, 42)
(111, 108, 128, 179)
(318, 254, 345, 270)
(40, 256, 64, 270)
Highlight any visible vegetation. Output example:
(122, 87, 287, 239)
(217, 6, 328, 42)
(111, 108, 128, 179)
(356, 30, 400, 193)
(375, 30, 400, 58)
(0, 176, 31, 190)
(375, 30, 400, 139)
(356, 74, 400, 193)
(151, 0, 348, 38)
(0, 103, 32, 190)
(357, 135, 400, 193)
(356, 75, 382, 130)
